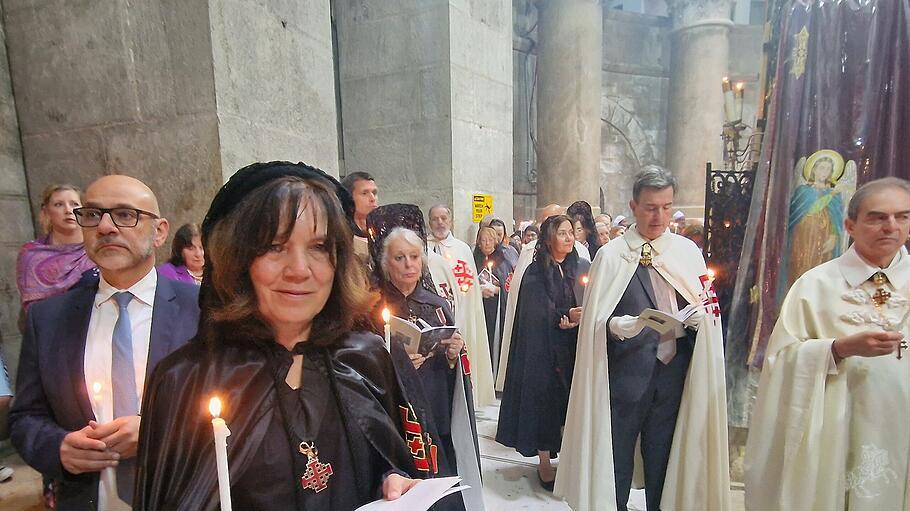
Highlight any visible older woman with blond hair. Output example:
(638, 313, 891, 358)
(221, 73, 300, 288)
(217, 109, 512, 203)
(367, 203, 484, 511)
(16, 184, 96, 313)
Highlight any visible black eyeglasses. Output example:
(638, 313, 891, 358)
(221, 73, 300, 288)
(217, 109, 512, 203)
(73, 207, 160, 228)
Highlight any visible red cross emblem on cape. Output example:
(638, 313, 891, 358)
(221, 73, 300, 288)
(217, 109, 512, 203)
(398, 405, 438, 474)
(452, 260, 475, 289)
(698, 274, 721, 318)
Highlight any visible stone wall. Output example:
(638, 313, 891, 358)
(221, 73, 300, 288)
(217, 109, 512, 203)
(0, 1, 32, 385)
(209, 0, 341, 178)
(449, 0, 513, 240)
(4, 0, 223, 234)
(336, 0, 456, 220)
(337, 0, 512, 242)
(600, 9, 669, 219)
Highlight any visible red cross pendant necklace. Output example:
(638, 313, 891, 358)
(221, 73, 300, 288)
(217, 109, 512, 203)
(299, 441, 333, 493)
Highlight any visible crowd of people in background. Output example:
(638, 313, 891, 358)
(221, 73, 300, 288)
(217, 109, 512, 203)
(0, 160, 793, 511)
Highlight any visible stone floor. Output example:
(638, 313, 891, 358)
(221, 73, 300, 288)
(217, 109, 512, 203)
(0, 401, 745, 510)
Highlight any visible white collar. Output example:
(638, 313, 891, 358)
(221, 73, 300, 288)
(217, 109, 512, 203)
(429, 231, 459, 247)
(838, 245, 910, 290)
(623, 225, 673, 255)
(95, 267, 157, 308)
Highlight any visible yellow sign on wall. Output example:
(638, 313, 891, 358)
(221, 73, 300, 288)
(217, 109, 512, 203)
(472, 194, 493, 223)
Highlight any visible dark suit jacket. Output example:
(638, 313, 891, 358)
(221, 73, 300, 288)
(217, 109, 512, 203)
(9, 271, 200, 511)
(606, 264, 695, 403)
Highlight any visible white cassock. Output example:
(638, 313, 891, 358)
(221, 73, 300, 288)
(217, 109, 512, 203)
(496, 239, 590, 391)
(425, 242, 496, 409)
(554, 227, 730, 511)
(745, 246, 910, 511)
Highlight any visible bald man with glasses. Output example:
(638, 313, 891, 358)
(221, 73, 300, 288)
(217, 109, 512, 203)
(10, 175, 200, 510)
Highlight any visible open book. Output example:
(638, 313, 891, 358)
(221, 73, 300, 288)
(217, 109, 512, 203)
(478, 267, 500, 287)
(390, 316, 458, 357)
(639, 302, 701, 335)
(354, 477, 469, 511)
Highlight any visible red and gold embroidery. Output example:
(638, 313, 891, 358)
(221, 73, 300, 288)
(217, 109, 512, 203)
(399, 405, 431, 472)
(460, 348, 472, 376)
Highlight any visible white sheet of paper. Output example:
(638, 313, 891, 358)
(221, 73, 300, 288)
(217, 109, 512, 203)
(353, 477, 466, 511)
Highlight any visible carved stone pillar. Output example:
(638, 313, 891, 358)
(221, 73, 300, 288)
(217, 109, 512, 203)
(664, 0, 734, 217)
(534, 0, 603, 208)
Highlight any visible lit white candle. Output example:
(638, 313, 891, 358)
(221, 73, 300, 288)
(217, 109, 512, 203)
(382, 308, 391, 352)
(209, 397, 232, 511)
(734, 83, 745, 122)
(92, 382, 104, 422)
(722, 77, 735, 123)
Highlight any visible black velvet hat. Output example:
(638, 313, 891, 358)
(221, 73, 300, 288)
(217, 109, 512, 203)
(198, 161, 353, 309)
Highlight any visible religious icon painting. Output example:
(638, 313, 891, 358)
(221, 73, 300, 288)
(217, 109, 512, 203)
(781, 149, 857, 289)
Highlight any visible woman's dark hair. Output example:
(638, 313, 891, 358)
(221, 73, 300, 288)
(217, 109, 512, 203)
(534, 215, 579, 294)
(567, 201, 600, 250)
(535, 215, 575, 267)
(169, 223, 201, 266)
(523, 225, 540, 237)
(204, 176, 372, 346)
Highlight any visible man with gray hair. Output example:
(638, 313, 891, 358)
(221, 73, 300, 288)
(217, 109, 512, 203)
(746, 177, 910, 510)
(556, 165, 730, 510)
(426, 204, 497, 407)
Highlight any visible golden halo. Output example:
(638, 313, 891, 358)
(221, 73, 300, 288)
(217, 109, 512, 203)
(803, 149, 845, 184)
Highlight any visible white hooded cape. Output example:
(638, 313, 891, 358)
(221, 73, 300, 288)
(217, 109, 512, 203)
(427, 236, 497, 408)
(554, 227, 730, 511)
(425, 250, 487, 510)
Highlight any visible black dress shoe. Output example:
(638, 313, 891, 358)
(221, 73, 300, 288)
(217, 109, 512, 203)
(537, 470, 555, 492)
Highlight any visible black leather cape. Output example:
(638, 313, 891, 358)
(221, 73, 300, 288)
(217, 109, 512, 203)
(133, 331, 420, 510)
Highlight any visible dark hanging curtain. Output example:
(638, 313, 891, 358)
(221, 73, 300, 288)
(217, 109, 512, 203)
(725, 0, 910, 427)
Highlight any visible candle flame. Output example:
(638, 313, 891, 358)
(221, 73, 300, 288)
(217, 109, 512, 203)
(382, 308, 390, 323)
(92, 381, 102, 395)
(487, 261, 493, 270)
(582, 275, 589, 285)
(707, 268, 717, 279)
(460, 284, 470, 293)
(209, 397, 222, 418)
(736, 82, 744, 91)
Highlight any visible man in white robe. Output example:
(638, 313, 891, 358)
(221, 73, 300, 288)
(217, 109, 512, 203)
(426, 204, 496, 408)
(555, 167, 730, 511)
(495, 205, 590, 391)
(745, 177, 910, 510)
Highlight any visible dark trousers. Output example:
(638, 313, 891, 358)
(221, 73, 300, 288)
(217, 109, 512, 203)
(611, 352, 690, 511)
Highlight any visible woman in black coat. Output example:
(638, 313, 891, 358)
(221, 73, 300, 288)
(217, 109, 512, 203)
(495, 215, 590, 491)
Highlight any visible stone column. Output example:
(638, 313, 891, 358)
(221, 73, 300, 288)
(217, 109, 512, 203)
(664, 0, 734, 217)
(534, 0, 603, 208)
(0, 2, 34, 386)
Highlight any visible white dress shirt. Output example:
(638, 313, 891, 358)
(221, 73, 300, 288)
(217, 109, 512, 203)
(84, 268, 157, 510)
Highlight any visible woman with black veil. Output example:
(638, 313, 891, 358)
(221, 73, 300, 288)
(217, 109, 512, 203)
(567, 200, 602, 258)
(366, 203, 485, 511)
(496, 214, 590, 491)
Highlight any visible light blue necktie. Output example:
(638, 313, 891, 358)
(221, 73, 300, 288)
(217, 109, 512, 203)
(111, 291, 137, 503)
